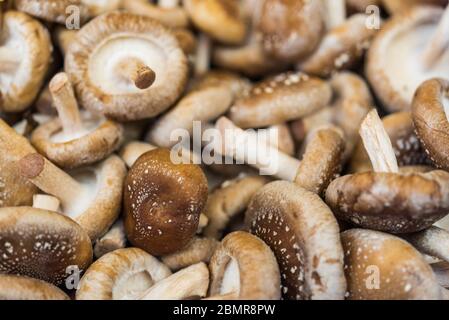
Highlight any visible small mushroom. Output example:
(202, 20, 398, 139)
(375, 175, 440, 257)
(124, 148, 208, 256)
(65, 11, 188, 121)
(14, 0, 90, 24)
(0, 274, 70, 300)
(31, 73, 124, 169)
(94, 219, 127, 259)
(76, 247, 172, 300)
(19, 153, 127, 241)
(342, 228, 443, 300)
(245, 181, 346, 300)
(229, 72, 332, 128)
(0, 11, 52, 113)
(412, 78, 449, 171)
(367, 5, 449, 112)
(208, 231, 281, 300)
(0, 207, 92, 285)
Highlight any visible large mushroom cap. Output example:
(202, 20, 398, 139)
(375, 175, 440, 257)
(0, 207, 92, 285)
(0, 274, 70, 300)
(65, 11, 188, 121)
(246, 181, 346, 300)
(0, 11, 52, 113)
(14, 0, 89, 24)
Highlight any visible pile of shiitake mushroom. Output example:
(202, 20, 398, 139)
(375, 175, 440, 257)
(1, 0, 449, 301)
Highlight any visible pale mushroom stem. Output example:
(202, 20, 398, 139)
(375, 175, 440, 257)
(158, 0, 179, 8)
(359, 109, 399, 173)
(195, 33, 211, 77)
(116, 58, 156, 90)
(422, 5, 449, 69)
(93, 220, 127, 258)
(323, 0, 346, 30)
(214, 117, 300, 181)
(0, 47, 20, 73)
(19, 153, 87, 209)
(32, 194, 61, 212)
(49, 72, 84, 137)
(197, 213, 209, 233)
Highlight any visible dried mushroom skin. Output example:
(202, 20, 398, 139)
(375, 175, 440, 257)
(0, 274, 70, 300)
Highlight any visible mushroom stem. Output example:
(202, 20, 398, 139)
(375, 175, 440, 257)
(323, 0, 346, 30)
(197, 213, 209, 233)
(19, 153, 86, 209)
(359, 109, 399, 173)
(158, 0, 179, 8)
(116, 58, 156, 90)
(49, 73, 84, 137)
(93, 220, 127, 258)
(32, 194, 61, 212)
(0, 47, 20, 73)
(195, 33, 211, 76)
(422, 5, 449, 69)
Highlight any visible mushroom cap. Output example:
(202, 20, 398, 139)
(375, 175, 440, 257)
(65, 11, 188, 121)
(366, 6, 449, 112)
(246, 181, 346, 300)
(0, 11, 52, 113)
(342, 229, 442, 300)
(209, 231, 281, 300)
(124, 148, 208, 256)
(257, 0, 325, 62)
(76, 247, 172, 300)
(14, 0, 89, 24)
(298, 14, 377, 78)
(31, 115, 124, 169)
(229, 72, 332, 128)
(326, 170, 449, 233)
(0, 207, 92, 285)
(82, 0, 121, 16)
(0, 119, 38, 207)
(183, 0, 247, 45)
(0, 274, 70, 300)
(412, 78, 449, 171)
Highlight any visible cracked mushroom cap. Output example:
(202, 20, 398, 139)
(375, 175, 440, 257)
(209, 231, 281, 300)
(124, 148, 208, 256)
(0, 274, 70, 300)
(0, 11, 52, 113)
(342, 229, 443, 300)
(76, 247, 172, 300)
(412, 78, 449, 171)
(326, 170, 449, 233)
(366, 6, 449, 112)
(65, 11, 188, 121)
(0, 207, 92, 285)
(14, 0, 90, 24)
(229, 72, 332, 128)
(246, 181, 346, 300)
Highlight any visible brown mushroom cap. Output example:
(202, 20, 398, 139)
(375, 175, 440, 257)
(0, 11, 52, 113)
(257, 0, 325, 62)
(412, 78, 449, 171)
(326, 170, 449, 233)
(342, 229, 442, 300)
(14, 0, 89, 24)
(76, 247, 172, 300)
(124, 148, 208, 256)
(209, 231, 281, 300)
(0, 274, 70, 300)
(65, 11, 188, 121)
(246, 181, 346, 300)
(229, 72, 332, 128)
(0, 207, 92, 285)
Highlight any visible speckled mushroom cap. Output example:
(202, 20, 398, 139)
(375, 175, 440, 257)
(65, 11, 188, 121)
(183, 0, 246, 45)
(412, 78, 449, 171)
(124, 148, 208, 256)
(342, 229, 442, 300)
(76, 248, 172, 300)
(0, 11, 52, 113)
(229, 72, 332, 128)
(326, 170, 449, 233)
(257, 0, 324, 62)
(366, 6, 449, 112)
(14, 0, 89, 24)
(0, 274, 70, 300)
(350, 112, 431, 173)
(297, 14, 377, 78)
(246, 181, 346, 300)
(0, 207, 92, 285)
(208, 231, 281, 300)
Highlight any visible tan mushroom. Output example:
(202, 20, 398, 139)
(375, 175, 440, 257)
(53, 26, 77, 57)
(65, 11, 188, 121)
(14, 0, 89, 24)
(0, 207, 92, 285)
(19, 153, 126, 241)
(342, 229, 443, 300)
(382, 0, 448, 15)
(0, 274, 70, 300)
(93, 219, 127, 259)
(76, 248, 172, 300)
(0, 11, 52, 113)
(82, 0, 121, 16)
(404, 226, 449, 263)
